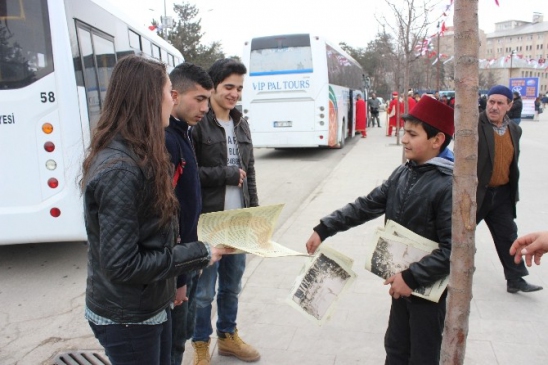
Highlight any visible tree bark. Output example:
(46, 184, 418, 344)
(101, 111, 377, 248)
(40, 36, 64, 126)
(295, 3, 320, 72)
(440, 0, 479, 364)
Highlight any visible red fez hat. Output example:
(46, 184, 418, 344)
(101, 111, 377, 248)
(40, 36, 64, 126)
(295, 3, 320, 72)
(392, 91, 398, 96)
(402, 95, 454, 135)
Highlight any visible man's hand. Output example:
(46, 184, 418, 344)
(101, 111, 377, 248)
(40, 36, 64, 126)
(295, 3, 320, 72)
(384, 273, 413, 299)
(305, 231, 322, 255)
(510, 231, 548, 267)
(174, 285, 188, 306)
(238, 169, 247, 188)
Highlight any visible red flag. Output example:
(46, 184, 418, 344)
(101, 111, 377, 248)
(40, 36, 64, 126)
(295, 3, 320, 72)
(148, 25, 157, 31)
(494, 0, 499, 5)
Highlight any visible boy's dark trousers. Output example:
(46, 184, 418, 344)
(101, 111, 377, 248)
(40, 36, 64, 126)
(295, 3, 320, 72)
(384, 292, 447, 365)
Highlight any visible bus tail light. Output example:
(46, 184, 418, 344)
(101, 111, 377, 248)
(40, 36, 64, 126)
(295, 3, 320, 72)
(44, 141, 55, 152)
(46, 160, 57, 170)
(50, 208, 61, 217)
(42, 123, 53, 134)
(48, 178, 59, 188)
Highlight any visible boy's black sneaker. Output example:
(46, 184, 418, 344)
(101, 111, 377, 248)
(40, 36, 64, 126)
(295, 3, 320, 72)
(507, 278, 543, 293)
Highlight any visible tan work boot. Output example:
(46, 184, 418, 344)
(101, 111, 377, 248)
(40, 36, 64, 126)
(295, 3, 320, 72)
(217, 329, 260, 362)
(192, 340, 211, 365)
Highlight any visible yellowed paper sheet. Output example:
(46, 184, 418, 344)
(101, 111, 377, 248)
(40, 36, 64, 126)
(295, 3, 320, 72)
(286, 245, 356, 325)
(364, 220, 448, 302)
(197, 204, 307, 257)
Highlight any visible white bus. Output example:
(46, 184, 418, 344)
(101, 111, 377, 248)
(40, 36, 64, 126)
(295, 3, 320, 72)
(241, 33, 366, 148)
(0, 0, 184, 245)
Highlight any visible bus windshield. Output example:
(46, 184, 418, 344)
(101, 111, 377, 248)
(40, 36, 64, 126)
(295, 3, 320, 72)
(249, 34, 313, 76)
(0, 0, 54, 89)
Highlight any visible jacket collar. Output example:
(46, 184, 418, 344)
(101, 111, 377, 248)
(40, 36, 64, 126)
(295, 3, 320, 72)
(205, 106, 244, 127)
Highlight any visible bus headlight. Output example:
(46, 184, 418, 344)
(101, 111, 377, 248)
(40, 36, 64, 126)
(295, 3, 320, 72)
(319, 121, 325, 126)
(319, 106, 325, 111)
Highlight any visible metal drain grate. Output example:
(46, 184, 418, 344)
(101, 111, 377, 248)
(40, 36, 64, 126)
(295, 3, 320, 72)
(52, 351, 110, 365)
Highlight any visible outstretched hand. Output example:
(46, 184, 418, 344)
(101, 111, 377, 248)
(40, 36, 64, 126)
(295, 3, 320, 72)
(510, 231, 548, 267)
(209, 246, 235, 266)
(305, 231, 322, 255)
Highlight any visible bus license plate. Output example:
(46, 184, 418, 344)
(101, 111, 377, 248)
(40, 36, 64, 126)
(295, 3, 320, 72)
(273, 121, 292, 128)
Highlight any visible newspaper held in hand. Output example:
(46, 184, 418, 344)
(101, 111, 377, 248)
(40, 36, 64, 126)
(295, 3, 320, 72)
(365, 220, 449, 303)
(287, 245, 356, 325)
(197, 204, 307, 257)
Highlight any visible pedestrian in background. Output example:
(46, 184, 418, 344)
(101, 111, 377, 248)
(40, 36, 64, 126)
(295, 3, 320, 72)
(305, 96, 455, 364)
(367, 92, 381, 128)
(355, 93, 367, 138)
(477, 85, 542, 294)
(534, 95, 542, 121)
(507, 91, 522, 125)
(81, 55, 229, 365)
(191, 59, 260, 365)
(165, 63, 213, 365)
(386, 91, 404, 136)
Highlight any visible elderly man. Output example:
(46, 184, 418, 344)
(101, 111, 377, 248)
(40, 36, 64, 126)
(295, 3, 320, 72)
(477, 85, 542, 294)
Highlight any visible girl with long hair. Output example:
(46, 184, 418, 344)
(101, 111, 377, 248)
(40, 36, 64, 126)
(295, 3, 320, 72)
(81, 55, 229, 365)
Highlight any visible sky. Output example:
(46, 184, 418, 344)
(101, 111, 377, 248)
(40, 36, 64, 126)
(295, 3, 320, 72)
(114, 0, 544, 57)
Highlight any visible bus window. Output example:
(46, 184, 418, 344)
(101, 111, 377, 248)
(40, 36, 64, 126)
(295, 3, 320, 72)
(0, 0, 54, 89)
(249, 34, 313, 76)
(76, 26, 101, 129)
(141, 38, 151, 56)
(326, 44, 363, 90)
(92, 34, 116, 108)
(152, 44, 160, 59)
(128, 30, 141, 50)
(161, 49, 168, 63)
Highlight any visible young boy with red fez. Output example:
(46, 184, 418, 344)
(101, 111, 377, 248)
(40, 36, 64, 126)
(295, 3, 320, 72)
(305, 95, 454, 364)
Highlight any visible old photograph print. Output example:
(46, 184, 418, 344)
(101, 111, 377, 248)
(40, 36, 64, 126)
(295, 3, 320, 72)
(292, 253, 351, 320)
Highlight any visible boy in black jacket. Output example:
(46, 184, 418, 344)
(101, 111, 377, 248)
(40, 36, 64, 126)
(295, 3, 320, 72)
(165, 63, 213, 365)
(305, 96, 455, 364)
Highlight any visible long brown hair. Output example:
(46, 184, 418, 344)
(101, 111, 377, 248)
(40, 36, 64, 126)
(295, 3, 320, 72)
(81, 55, 177, 226)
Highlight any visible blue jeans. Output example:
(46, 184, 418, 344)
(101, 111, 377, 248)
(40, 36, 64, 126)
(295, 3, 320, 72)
(89, 310, 172, 365)
(171, 270, 199, 365)
(192, 253, 246, 342)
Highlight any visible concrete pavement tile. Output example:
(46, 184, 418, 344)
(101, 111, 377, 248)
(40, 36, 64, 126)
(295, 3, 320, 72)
(462, 340, 498, 364)
(492, 341, 548, 365)
(475, 297, 548, 321)
(334, 343, 387, 365)
(238, 285, 293, 304)
(236, 301, 310, 328)
(468, 318, 539, 344)
(210, 347, 336, 365)
(288, 328, 382, 358)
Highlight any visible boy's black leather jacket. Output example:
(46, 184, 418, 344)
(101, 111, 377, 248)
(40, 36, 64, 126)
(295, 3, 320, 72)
(315, 158, 453, 289)
(84, 138, 210, 323)
(192, 107, 259, 213)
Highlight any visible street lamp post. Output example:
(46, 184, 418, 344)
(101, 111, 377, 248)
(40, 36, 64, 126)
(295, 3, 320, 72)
(509, 50, 516, 79)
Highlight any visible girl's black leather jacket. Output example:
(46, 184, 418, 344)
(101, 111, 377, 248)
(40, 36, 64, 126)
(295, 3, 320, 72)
(84, 138, 210, 323)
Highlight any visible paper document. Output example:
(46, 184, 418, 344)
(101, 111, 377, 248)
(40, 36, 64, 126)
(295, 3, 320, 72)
(197, 204, 307, 257)
(287, 245, 356, 325)
(364, 220, 449, 302)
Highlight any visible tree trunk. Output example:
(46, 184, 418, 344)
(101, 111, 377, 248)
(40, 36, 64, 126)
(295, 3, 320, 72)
(440, 0, 479, 364)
